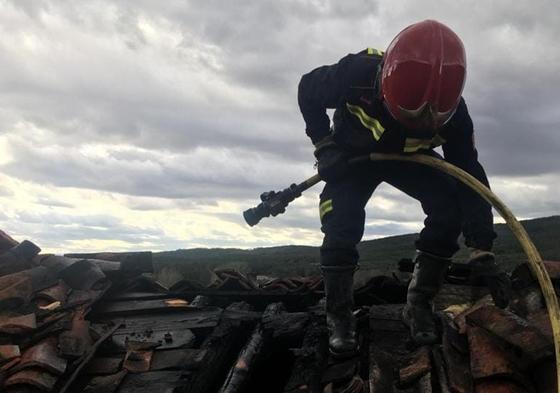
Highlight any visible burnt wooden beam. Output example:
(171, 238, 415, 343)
(184, 302, 256, 393)
(263, 311, 309, 340)
(150, 348, 207, 371)
(91, 298, 200, 317)
(441, 318, 472, 393)
(283, 316, 328, 393)
(218, 303, 285, 393)
(171, 289, 323, 309)
(368, 304, 416, 393)
(431, 347, 451, 393)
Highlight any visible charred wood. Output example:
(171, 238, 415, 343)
(368, 304, 414, 393)
(184, 301, 255, 393)
(218, 302, 285, 393)
(283, 316, 328, 393)
(441, 318, 472, 393)
(83, 369, 127, 393)
(431, 347, 450, 393)
(150, 348, 207, 371)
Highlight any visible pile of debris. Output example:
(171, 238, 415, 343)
(0, 228, 558, 392)
(369, 261, 558, 393)
(0, 230, 153, 392)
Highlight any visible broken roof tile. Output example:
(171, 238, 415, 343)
(59, 259, 107, 290)
(466, 305, 553, 363)
(467, 325, 530, 391)
(123, 350, 153, 373)
(58, 313, 93, 359)
(4, 368, 59, 391)
(0, 273, 33, 309)
(64, 252, 153, 274)
(0, 241, 41, 277)
(0, 313, 37, 334)
(0, 345, 20, 362)
(0, 229, 19, 253)
(11, 338, 67, 375)
(35, 280, 70, 305)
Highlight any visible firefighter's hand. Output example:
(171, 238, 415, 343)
(468, 249, 512, 308)
(314, 136, 349, 182)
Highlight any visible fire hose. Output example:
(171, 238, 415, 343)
(244, 152, 560, 389)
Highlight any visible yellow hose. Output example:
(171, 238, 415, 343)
(367, 153, 560, 390)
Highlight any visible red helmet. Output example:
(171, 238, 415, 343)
(381, 20, 466, 131)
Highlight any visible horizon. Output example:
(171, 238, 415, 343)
(157, 215, 559, 253)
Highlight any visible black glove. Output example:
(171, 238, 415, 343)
(468, 249, 512, 308)
(314, 136, 350, 182)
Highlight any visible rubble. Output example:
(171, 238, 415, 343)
(0, 231, 558, 392)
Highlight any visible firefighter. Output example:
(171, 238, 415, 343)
(298, 20, 508, 357)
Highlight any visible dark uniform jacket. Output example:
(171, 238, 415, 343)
(297, 48, 496, 250)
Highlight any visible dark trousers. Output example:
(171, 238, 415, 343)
(319, 151, 490, 266)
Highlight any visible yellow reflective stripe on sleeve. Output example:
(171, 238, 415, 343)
(319, 199, 333, 220)
(403, 135, 447, 153)
(346, 103, 385, 141)
(367, 48, 384, 56)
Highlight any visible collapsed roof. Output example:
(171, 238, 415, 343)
(0, 229, 558, 393)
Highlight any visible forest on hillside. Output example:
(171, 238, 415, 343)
(153, 216, 560, 286)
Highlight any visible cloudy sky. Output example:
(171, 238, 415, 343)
(0, 0, 559, 254)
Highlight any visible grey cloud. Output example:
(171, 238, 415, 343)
(5, 210, 166, 251)
(0, 139, 312, 199)
(126, 197, 219, 211)
(15, 210, 121, 227)
(1, 0, 559, 250)
(35, 196, 75, 209)
(0, 185, 14, 197)
(0, 0, 381, 161)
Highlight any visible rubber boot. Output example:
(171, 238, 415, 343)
(322, 265, 359, 358)
(403, 251, 450, 345)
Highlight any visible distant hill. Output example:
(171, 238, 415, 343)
(153, 216, 560, 285)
